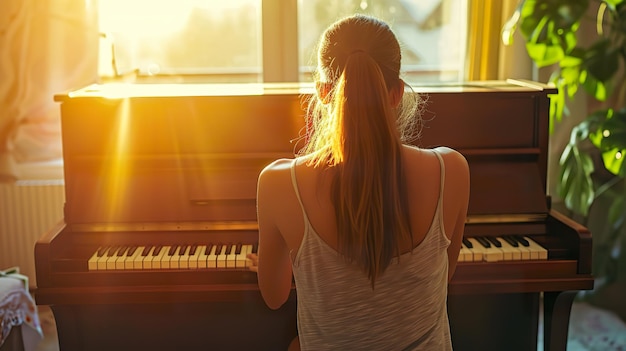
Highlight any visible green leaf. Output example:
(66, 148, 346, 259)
(604, 0, 626, 10)
(558, 132, 596, 216)
(526, 42, 564, 67)
(588, 109, 613, 146)
(580, 73, 608, 100)
(589, 108, 626, 176)
(602, 148, 626, 176)
(585, 41, 620, 82)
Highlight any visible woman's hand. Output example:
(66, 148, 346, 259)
(247, 253, 259, 272)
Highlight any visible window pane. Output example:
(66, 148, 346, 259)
(298, 0, 467, 83)
(98, 0, 261, 83)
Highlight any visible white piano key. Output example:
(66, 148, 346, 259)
(216, 245, 227, 268)
(132, 246, 147, 269)
(88, 247, 104, 271)
(142, 247, 156, 269)
(226, 244, 238, 268)
(161, 246, 173, 269)
(151, 246, 166, 269)
(180, 246, 191, 269)
(124, 247, 141, 269)
(207, 245, 218, 268)
(114, 247, 129, 269)
(515, 241, 532, 260)
(106, 247, 120, 270)
(236, 244, 251, 268)
(197, 245, 209, 268)
(188, 245, 201, 269)
(168, 246, 181, 269)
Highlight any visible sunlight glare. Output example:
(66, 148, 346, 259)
(103, 98, 132, 221)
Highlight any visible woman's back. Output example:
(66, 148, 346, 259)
(290, 148, 454, 350)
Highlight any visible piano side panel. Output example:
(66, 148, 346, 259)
(547, 210, 593, 275)
(34, 221, 69, 288)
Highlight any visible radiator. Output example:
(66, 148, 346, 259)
(0, 180, 65, 288)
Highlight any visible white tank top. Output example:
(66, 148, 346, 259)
(290, 151, 453, 350)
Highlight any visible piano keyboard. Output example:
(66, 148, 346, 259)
(458, 235, 548, 263)
(87, 235, 547, 271)
(88, 243, 257, 271)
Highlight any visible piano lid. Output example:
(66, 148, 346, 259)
(56, 80, 555, 226)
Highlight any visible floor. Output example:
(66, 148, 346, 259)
(31, 299, 626, 351)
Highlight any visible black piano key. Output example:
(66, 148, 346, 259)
(153, 246, 163, 256)
(215, 243, 223, 255)
(462, 238, 473, 248)
(189, 245, 197, 256)
(225, 243, 234, 255)
(107, 246, 120, 257)
(502, 236, 519, 247)
(116, 247, 128, 257)
(513, 235, 530, 247)
(485, 236, 502, 248)
(179, 245, 189, 255)
(141, 246, 152, 256)
(476, 237, 491, 248)
(168, 245, 178, 256)
(97, 246, 109, 257)
(235, 243, 243, 254)
(204, 244, 213, 255)
(127, 246, 138, 256)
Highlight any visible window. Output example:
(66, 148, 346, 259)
(98, 0, 468, 84)
(298, 0, 468, 83)
(98, 0, 262, 82)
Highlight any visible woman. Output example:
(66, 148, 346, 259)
(248, 14, 470, 350)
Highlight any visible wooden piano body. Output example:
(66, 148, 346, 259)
(35, 80, 593, 351)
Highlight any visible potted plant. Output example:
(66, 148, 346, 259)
(503, 0, 626, 290)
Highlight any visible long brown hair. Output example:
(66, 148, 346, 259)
(301, 15, 421, 288)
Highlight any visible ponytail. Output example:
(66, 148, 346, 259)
(300, 14, 418, 288)
(331, 52, 412, 288)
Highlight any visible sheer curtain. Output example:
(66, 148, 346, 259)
(0, 0, 98, 181)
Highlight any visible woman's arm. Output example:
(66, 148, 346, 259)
(252, 162, 294, 309)
(439, 148, 470, 282)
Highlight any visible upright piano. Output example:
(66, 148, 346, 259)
(35, 80, 593, 351)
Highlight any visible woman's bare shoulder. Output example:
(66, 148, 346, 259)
(434, 146, 468, 166)
(258, 158, 294, 189)
(261, 158, 294, 173)
(403, 145, 468, 182)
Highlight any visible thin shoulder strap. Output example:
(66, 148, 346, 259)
(290, 159, 309, 221)
(431, 150, 447, 237)
(432, 150, 446, 202)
